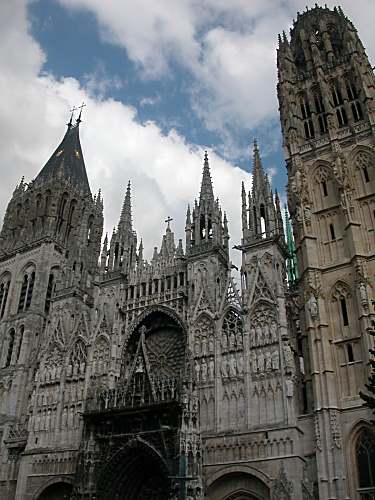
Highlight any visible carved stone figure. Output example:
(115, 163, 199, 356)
(194, 360, 200, 381)
(251, 352, 258, 373)
(230, 355, 237, 377)
(222, 333, 228, 351)
(265, 350, 272, 372)
(272, 349, 280, 371)
(307, 293, 318, 320)
(209, 358, 215, 381)
(283, 343, 294, 374)
(208, 335, 214, 353)
(201, 359, 207, 382)
(258, 351, 265, 373)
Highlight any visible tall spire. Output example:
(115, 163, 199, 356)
(199, 151, 214, 203)
(34, 119, 91, 194)
(285, 205, 298, 284)
(118, 181, 133, 233)
(252, 138, 267, 196)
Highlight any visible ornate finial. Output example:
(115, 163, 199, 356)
(165, 216, 173, 230)
(76, 102, 86, 124)
(204, 150, 209, 163)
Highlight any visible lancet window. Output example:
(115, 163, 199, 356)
(346, 80, 363, 122)
(331, 83, 348, 127)
(18, 266, 35, 313)
(0, 273, 11, 319)
(299, 93, 315, 139)
(356, 429, 375, 494)
(5, 328, 15, 367)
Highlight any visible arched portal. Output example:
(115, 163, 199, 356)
(206, 471, 270, 500)
(97, 439, 171, 500)
(37, 481, 73, 500)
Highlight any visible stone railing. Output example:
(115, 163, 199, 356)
(85, 374, 181, 414)
(5, 423, 28, 447)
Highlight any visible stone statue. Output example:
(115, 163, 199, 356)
(250, 327, 256, 347)
(359, 282, 368, 307)
(221, 358, 229, 378)
(256, 324, 263, 346)
(307, 293, 318, 319)
(209, 358, 215, 381)
(194, 360, 200, 381)
(283, 343, 294, 374)
(238, 354, 244, 376)
(201, 337, 207, 356)
(270, 321, 278, 342)
(272, 349, 280, 371)
(201, 359, 208, 382)
(265, 350, 272, 372)
(229, 332, 236, 350)
(230, 355, 237, 377)
(263, 323, 270, 344)
(209, 335, 214, 353)
(251, 352, 258, 373)
(222, 333, 228, 351)
(258, 351, 265, 373)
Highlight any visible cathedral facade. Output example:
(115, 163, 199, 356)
(0, 5, 374, 500)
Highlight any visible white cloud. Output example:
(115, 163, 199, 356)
(0, 0, 248, 266)
(56, 0, 375, 143)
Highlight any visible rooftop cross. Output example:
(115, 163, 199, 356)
(165, 216, 173, 230)
(67, 106, 78, 128)
(76, 102, 86, 124)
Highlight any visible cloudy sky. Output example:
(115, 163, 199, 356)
(1, 0, 375, 262)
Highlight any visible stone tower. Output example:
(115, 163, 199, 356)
(0, 114, 103, 499)
(277, 5, 375, 500)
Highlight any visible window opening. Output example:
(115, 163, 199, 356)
(329, 223, 336, 240)
(356, 429, 375, 490)
(45, 273, 55, 314)
(347, 343, 354, 362)
(5, 329, 15, 367)
(0, 278, 10, 319)
(16, 326, 24, 362)
(363, 166, 370, 183)
(300, 94, 315, 139)
(314, 93, 328, 134)
(346, 81, 363, 122)
(332, 85, 348, 127)
(340, 298, 349, 326)
(25, 272, 35, 310)
(322, 180, 328, 197)
(260, 204, 267, 237)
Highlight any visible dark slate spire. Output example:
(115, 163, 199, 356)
(35, 121, 91, 194)
(199, 151, 214, 204)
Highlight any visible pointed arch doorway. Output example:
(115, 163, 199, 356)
(97, 439, 171, 500)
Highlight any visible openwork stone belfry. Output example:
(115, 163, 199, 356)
(0, 5, 374, 500)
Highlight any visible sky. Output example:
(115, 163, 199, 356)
(1, 0, 375, 263)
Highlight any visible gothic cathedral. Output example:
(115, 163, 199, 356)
(0, 5, 374, 500)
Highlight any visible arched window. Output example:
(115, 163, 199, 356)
(332, 83, 348, 127)
(16, 325, 24, 362)
(18, 266, 35, 313)
(65, 199, 77, 242)
(5, 329, 15, 367)
(299, 93, 315, 139)
(355, 152, 372, 187)
(56, 192, 69, 235)
(0, 273, 11, 319)
(313, 90, 328, 135)
(44, 268, 59, 314)
(331, 281, 352, 336)
(356, 429, 375, 494)
(346, 80, 363, 122)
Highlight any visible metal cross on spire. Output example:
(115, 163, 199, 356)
(165, 216, 173, 230)
(76, 102, 86, 124)
(67, 106, 78, 128)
